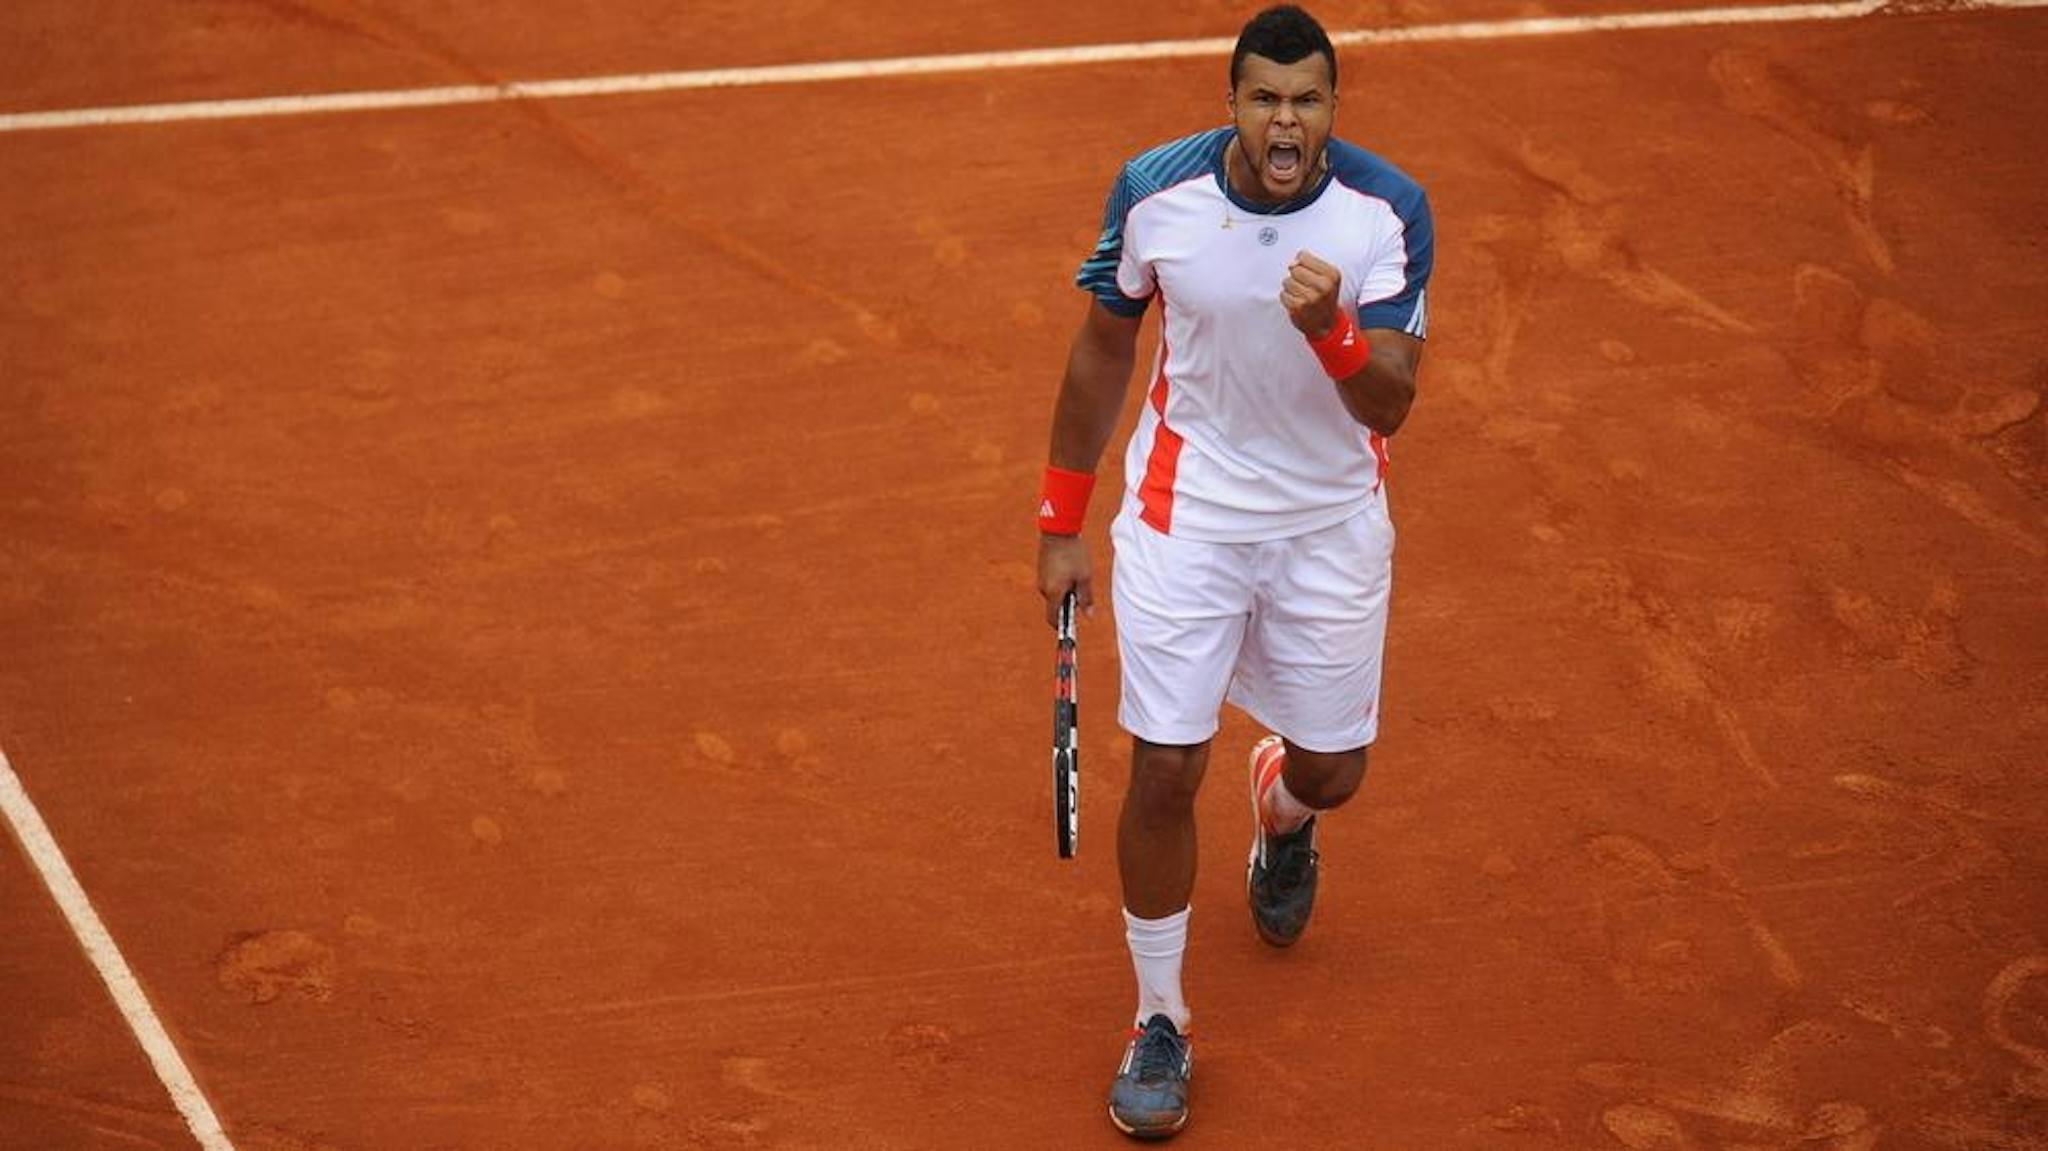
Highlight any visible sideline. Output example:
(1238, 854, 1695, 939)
(0, 747, 236, 1150)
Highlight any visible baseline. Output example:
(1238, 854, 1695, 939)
(1, 0, 2043, 133)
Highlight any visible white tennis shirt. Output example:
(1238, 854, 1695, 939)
(1078, 127, 1434, 543)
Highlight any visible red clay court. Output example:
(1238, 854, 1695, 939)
(1, 2, 2044, 1148)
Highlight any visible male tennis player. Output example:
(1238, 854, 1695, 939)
(1034, 4, 1432, 1137)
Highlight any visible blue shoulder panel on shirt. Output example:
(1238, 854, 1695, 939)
(1327, 139, 1435, 338)
(1075, 128, 1230, 316)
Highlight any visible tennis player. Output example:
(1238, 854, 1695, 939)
(1034, 4, 1433, 1137)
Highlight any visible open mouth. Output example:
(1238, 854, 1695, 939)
(1266, 142, 1303, 183)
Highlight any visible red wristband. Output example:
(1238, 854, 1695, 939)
(1307, 310, 1372, 379)
(1038, 466, 1096, 535)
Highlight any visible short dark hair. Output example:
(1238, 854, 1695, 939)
(1230, 5, 1338, 90)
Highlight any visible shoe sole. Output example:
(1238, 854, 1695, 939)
(1108, 1104, 1189, 1140)
(1246, 734, 1284, 864)
(1246, 734, 1305, 948)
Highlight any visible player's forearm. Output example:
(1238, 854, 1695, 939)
(1048, 325, 1139, 472)
(1330, 335, 1420, 437)
(1332, 362, 1414, 436)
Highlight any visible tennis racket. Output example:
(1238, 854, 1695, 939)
(1053, 589, 1079, 859)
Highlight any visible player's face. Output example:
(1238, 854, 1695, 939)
(1227, 52, 1337, 205)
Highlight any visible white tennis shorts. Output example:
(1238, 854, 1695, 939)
(1110, 497, 1394, 753)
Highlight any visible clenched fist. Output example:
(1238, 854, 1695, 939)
(1280, 251, 1342, 340)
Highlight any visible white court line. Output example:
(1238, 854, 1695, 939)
(0, 747, 236, 1151)
(1, 0, 2043, 133)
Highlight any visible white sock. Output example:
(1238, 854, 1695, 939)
(1264, 771, 1317, 836)
(1124, 906, 1191, 1032)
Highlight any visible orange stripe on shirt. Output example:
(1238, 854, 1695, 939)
(1138, 342, 1184, 534)
(1367, 430, 1390, 491)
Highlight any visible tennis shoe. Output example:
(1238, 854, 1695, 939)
(1107, 1014, 1192, 1139)
(1248, 735, 1320, 947)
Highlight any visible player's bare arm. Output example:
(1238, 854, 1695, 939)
(1282, 250, 1420, 436)
(1336, 330, 1421, 435)
(1038, 300, 1143, 626)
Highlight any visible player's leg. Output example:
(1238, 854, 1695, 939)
(1268, 740, 1367, 825)
(1118, 736, 1210, 1055)
(1120, 738, 1211, 922)
(1241, 738, 1365, 947)
(1231, 498, 1394, 947)
(1105, 511, 1251, 1138)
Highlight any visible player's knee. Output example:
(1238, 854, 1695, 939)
(1287, 745, 1368, 809)
(1125, 742, 1207, 823)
